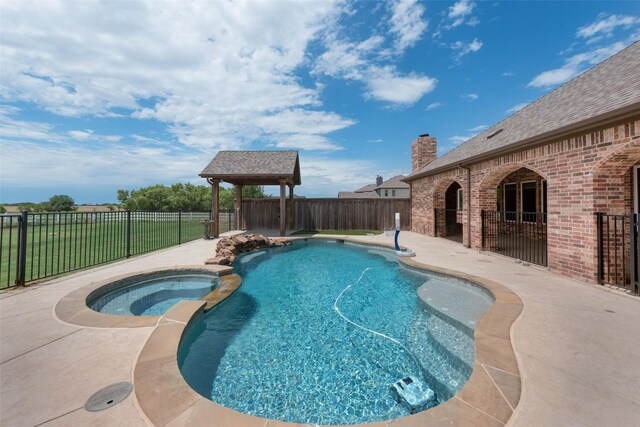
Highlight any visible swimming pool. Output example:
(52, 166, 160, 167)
(89, 272, 220, 316)
(178, 239, 493, 425)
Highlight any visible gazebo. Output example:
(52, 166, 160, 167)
(199, 150, 301, 237)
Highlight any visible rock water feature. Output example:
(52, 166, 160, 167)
(205, 234, 292, 265)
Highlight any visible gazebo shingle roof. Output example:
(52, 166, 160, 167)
(406, 41, 640, 181)
(199, 150, 301, 185)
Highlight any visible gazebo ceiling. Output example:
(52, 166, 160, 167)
(199, 150, 301, 186)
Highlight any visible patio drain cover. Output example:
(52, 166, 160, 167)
(84, 382, 132, 412)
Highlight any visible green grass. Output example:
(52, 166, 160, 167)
(0, 217, 235, 289)
(290, 229, 383, 236)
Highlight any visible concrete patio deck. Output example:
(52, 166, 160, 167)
(1, 231, 639, 426)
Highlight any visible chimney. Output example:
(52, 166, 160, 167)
(411, 133, 437, 172)
(376, 175, 383, 186)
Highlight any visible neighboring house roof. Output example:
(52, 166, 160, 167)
(340, 175, 409, 198)
(354, 183, 377, 193)
(406, 41, 640, 181)
(199, 150, 301, 185)
(338, 191, 379, 199)
(375, 175, 409, 189)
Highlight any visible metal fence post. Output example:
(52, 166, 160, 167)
(596, 212, 603, 283)
(433, 208, 438, 237)
(631, 213, 638, 294)
(481, 209, 485, 248)
(178, 211, 182, 245)
(126, 211, 132, 258)
(16, 211, 28, 286)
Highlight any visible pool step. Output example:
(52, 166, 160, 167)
(200, 273, 243, 311)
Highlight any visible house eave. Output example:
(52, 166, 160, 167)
(403, 101, 640, 182)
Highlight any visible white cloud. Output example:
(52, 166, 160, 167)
(365, 66, 437, 105)
(461, 93, 479, 100)
(271, 134, 342, 151)
(256, 109, 354, 136)
(506, 102, 529, 114)
(501, 71, 515, 77)
(426, 102, 443, 110)
(0, 112, 57, 142)
(577, 14, 640, 39)
(68, 130, 93, 139)
(0, 0, 353, 152)
(448, 124, 485, 146)
(314, 36, 437, 106)
(300, 156, 403, 197)
(389, 0, 428, 52)
(449, 135, 472, 144)
(528, 41, 626, 88)
(451, 38, 483, 60)
(0, 126, 205, 189)
(313, 36, 382, 80)
(448, 0, 476, 27)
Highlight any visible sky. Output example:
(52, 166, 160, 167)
(1, 0, 639, 204)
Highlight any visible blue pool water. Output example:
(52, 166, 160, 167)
(90, 274, 219, 316)
(178, 240, 493, 425)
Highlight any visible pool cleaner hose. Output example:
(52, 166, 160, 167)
(333, 268, 427, 381)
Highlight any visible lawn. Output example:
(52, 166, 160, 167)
(0, 214, 235, 289)
(290, 229, 383, 236)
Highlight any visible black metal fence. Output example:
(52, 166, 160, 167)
(0, 210, 235, 289)
(596, 212, 638, 293)
(481, 210, 547, 266)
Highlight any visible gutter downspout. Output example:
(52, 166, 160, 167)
(459, 163, 472, 248)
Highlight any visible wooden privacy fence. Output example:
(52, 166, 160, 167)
(241, 198, 411, 231)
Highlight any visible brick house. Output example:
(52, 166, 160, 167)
(404, 41, 640, 292)
(338, 175, 410, 199)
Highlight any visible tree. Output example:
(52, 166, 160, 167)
(42, 195, 75, 212)
(117, 190, 130, 205)
(116, 183, 270, 211)
(168, 183, 210, 211)
(218, 185, 270, 210)
(0, 205, 6, 214)
(17, 202, 43, 212)
(242, 185, 268, 199)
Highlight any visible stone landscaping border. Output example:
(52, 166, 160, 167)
(54, 265, 233, 328)
(133, 237, 523, 427)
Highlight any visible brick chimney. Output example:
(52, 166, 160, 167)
(376, 175, 383, 186)
(411, 133, 437, 172)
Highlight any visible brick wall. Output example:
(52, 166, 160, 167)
(410, 117, 640, 284)
(411, 134, 437, 172)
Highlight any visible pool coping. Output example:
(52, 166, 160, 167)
(132, 237, 523, 426)
(54, 265, 234, 328)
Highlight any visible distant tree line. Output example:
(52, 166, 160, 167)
(2, 195, 78, 213)
(0, 184, 270, 214)
(116, 183, 269, 211)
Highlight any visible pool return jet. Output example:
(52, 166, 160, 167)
(394, 213, 415, 257)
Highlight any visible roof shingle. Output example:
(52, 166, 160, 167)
(200, 150, 301, 185)
(407, 41, 640, 180)
(375, 175, 409, 189)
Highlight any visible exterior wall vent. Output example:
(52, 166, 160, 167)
(487, 129, 504, 139)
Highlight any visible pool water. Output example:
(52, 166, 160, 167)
(90, 274, 219, 316)
(178, 240, 493, 425)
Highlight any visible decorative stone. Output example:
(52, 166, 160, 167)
(207, 234, 292, 265)
(205, 257, 230, 265)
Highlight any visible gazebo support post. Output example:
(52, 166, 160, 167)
(279, 180, 286, 237)
(235, 184, 243, 230)
(288, 183, 295, 229)
(207, 178, 220, 238)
